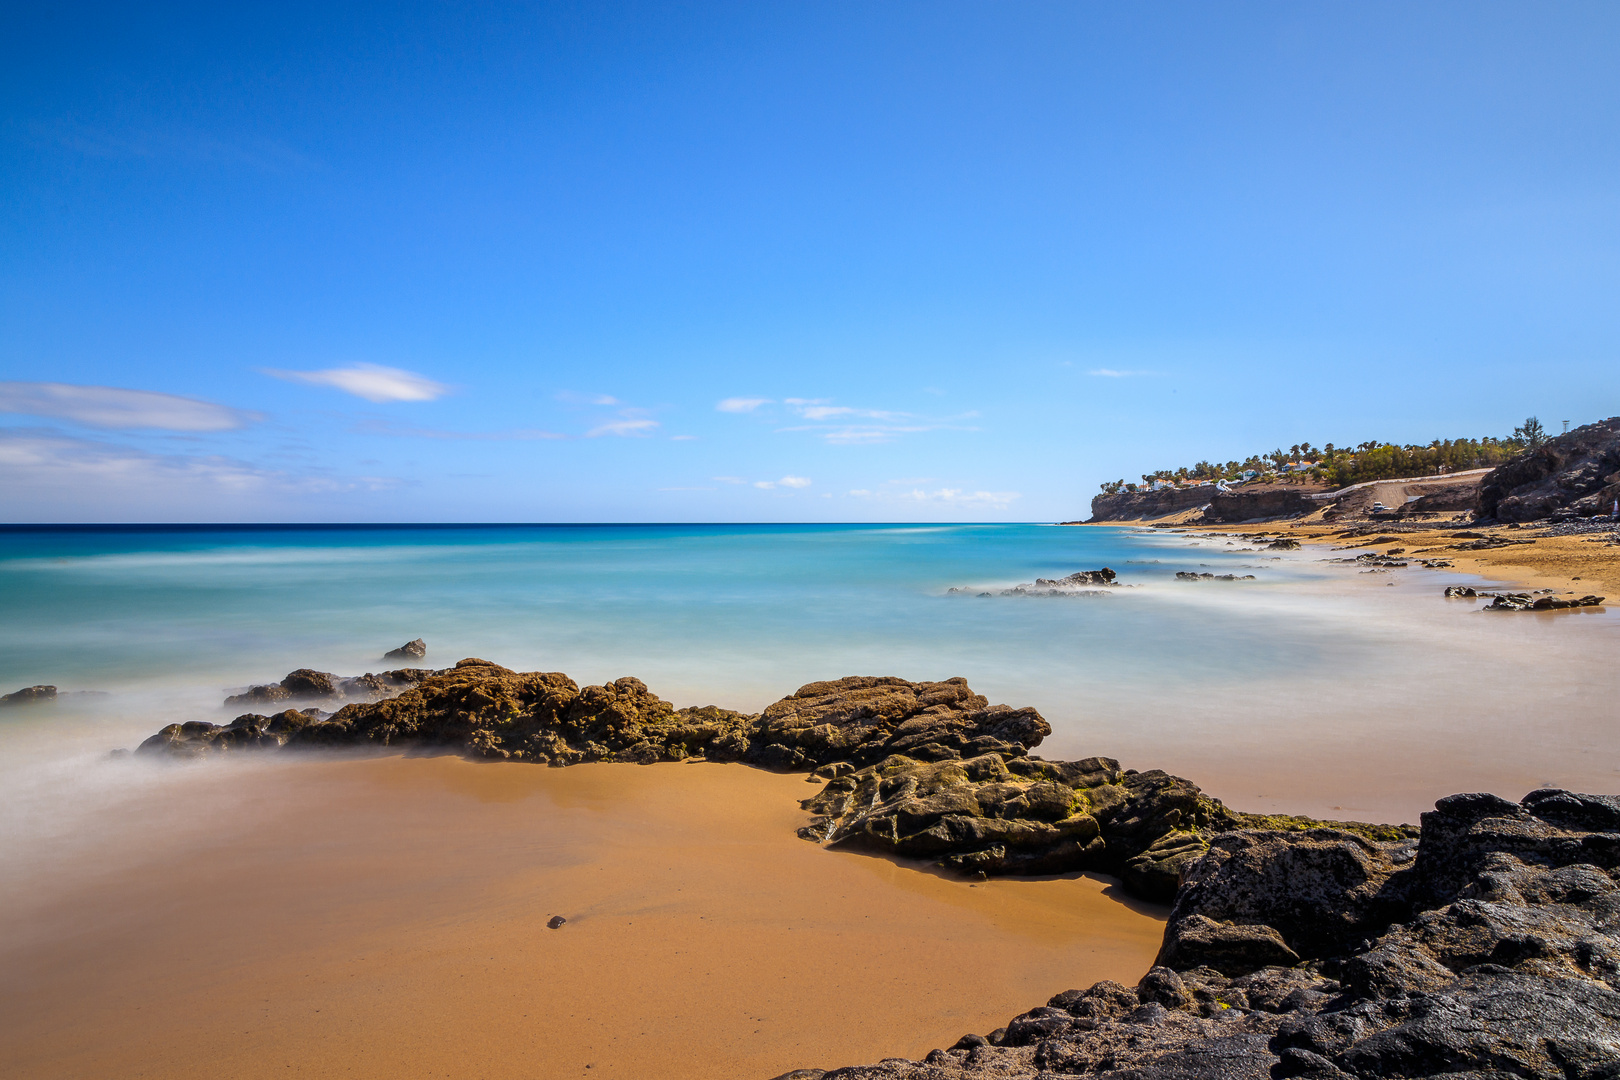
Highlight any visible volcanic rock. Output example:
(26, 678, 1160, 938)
(799, 787, 1620, 1080)
(1478, 416, 1620, 521)
(1205, 486, 1317, 523)
(223, 667, 431, 707)
(0, 684, 57, 707)
(1089, 486, 1216, 522)
(384, 638, 427, 661)
(1483, 593, 1606, 611)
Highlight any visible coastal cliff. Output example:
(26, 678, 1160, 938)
(1088, 487, 1215, 522)
(1479, 416, 1620, 522)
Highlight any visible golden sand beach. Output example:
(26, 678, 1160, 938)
(0, 754, 1166, 1080)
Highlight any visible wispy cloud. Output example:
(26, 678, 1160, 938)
(769, 398, 978, 445)
(716, 397, 771, 413)
(1087, 368, 1158, 378)
(38, 119, 315, 171)
(848, 485, 1021, 511)
(354, 419, 566, 441)
(587, 418, 659, 437)
(0, 382, 260, 431)
(753, 475, 811, 490)
(898, 487, 1021, 509)
(266, 363, 449, 402)
(0, 428, 398, 519)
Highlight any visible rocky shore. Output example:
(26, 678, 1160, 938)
(139, 663, 1388, 901)
(132, 664, 1620, 1078)
(785, 788, 1620, 1080)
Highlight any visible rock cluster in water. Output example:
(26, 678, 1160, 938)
(781, 789, 1620, 1080)
(132, 663, 1620, 1077)
(384, 638, 427, 661)
(1442, 586, 1607, 611)
(140, 663, 1052, 773)
(136, 663, 1385, 902)
(948, 568, 1125, 599)
(0, 684, 56, 706)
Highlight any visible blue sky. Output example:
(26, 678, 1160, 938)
(2, 1, 1618, 522)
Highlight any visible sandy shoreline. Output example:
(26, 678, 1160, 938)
(1074, 514, 1620, 598)
(0, 753, 1165, 1080)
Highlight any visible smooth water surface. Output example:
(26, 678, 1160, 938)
(2, 522, 1617, 833)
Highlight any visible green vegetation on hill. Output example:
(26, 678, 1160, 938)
(1099, 417, 1545, 494)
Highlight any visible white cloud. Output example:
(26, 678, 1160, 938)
(587, 418, 659, 437)
(0, 382, 259, 431)
(266, 363, 449, 402)
(770, 398, 977, 445)
(898, 487, 1022, 510)
(716, 397, 771, 413)
(752, 475, 811, 490)
(1087, 368, 1157, 378)
(0, 428, 397, 520)
(669, 434, 698, 441)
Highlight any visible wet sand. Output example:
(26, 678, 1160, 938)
(0, 753, 1166, 1080)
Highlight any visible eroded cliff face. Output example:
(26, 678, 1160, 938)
(1478, 417, 1620, 522)
(1205, 485, 1317, 522)
(1087, 487, 1215, 522)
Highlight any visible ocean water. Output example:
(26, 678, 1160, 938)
(2, 522, 1618, 841)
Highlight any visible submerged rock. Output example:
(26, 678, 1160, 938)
(222, 667, 431, 707)
(1483, 592, 1606, 611)
(799, 786, 1620, 1080)
(0, 684, 57, 707)
(384, 638, 427, 661)
(140, 666, 1055, 777)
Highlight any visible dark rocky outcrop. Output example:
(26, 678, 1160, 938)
(800, 757, 1413, 903)
(0, 684, 56, 706)
(1483, 592, 1606, 612)
(1402, 480, 1480, 515)
(1176, 572, 1256, 582)
(1205, 486, 1317, 523)
(789, 787, 1620, 1080)
(384, 638, 427, 661)
(953, 568, 1123, 597)
(135, 664, 1384, 906)
(1478, 416, 1620, 522)
(140, 666, 1052, 775)
(1089, 487, 1217, 522)
(223, 667, 431, 708)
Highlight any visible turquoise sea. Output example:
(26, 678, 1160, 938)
(1, 522, 1617, 836)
